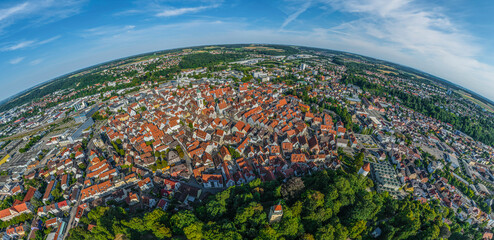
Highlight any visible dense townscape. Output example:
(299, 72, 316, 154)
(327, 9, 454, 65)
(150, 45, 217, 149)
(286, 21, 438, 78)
(0, 45, 493, 239)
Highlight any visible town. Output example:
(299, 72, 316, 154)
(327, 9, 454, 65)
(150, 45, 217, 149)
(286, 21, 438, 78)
(0, 45, 492, 239)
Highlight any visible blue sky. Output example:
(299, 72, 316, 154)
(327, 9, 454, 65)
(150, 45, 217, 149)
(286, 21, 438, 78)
(1, 0, 494, 101)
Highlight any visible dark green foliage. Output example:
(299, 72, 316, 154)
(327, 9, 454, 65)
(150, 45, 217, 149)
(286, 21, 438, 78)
(0, 213, 34, 229)
(333, 56, 345, 65)
(179, 53, 243, 69)
(0, 194, 24, 209)
(71, 170, 475, 240)
(92, 111, 107, 120)
(68, 207, 171, 240)
(228, 146, 241, 159)
(0, 73, 115, 112)
(175, 145, 184, 158)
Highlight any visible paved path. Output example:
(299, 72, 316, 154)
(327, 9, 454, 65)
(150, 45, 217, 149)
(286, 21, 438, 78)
(62, 126, 99, 239)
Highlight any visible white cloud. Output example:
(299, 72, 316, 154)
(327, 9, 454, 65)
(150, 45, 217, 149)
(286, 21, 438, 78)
(2, 40, 35, 51)
(30, 58, 42, 65)
(272, 0, 494, 100)
(82, 25, 136, 38)
(320, 0, 494, 100)
(9, 57, 24, 64)
(113, 9, 143, 16)
(280, 1, 312, 30)
(0, 0, 86, 33)
(0, 2, 29, 21)
(1, 35, 61, 51)
(38, 35, 61, 45)
(8, 1, 494, 102)
(156, 4, 219, 17)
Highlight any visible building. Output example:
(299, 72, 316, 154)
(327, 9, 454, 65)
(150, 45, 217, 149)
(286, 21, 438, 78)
(371, 161, 402, 196)
(0, 202, 34, 221)
(23, 187, 41, 203)
(69, 118, 94, 143)
(74, 106, 99, 123)
(268, 204, 283, 223)
(444, 153, 459, 169)
(358, 162, 370, 177)
(43, 180, 57, 204)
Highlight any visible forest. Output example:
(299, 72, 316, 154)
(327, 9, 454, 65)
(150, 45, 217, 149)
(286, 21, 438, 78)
(67, 170, 478, 240)
(179, 53, 244, 69)
(0, 73, 115, 112)
(242, 45, 300, 56)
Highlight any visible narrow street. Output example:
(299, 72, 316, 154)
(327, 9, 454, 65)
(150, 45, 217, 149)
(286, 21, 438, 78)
(62, 126, 99, 239)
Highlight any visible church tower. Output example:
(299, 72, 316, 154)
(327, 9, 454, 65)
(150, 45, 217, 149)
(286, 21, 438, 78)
(358, 162, 371, 177)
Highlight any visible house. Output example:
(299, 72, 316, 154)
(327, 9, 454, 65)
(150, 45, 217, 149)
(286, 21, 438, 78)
(75, 203, 88, 222)
(5, 223, 28, 238)
(138, 177, 154, 191)
(221, 162, 236, 187)
(291, 154, 307, 163)
(61, 174, 69, 190)
(80, 180, 113, 202)
(358, 162, 370, 177)
(45, 217, 60, 228)
(202, 174, 224, 188)
(56, 200, 70, 212)
(11, 185, 23, 195)
(168, 150, 181, 165)
(43, 180, 57, 204)
(336, 138, 349, 148)
(0, 202, 34, 221)
(156, 199, 169, 211)
(219, 146, 232, 162)
(23, 187, 41, 203)
(126, 192, 140, 205)
(175, 184, 201, 204)
(268, 204, 283, 223)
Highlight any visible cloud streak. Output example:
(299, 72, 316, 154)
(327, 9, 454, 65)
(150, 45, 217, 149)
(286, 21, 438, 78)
(2, 40, 35, 51)
(1, 35, 61, 51)
(9, 57, 24, 64)
(30, 58, 43, 65)
(312, 0, 494, 99)
(0, 2, 29, 21)
(4, 0, 494, 103)
(0, 0, 86, 33)
(280, 1, 312, 30)
(156, 4, 219, 17)
(81, 25, 135, 38)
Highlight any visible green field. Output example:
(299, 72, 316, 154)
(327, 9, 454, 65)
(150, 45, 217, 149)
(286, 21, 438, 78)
(456, 90, 494, 113)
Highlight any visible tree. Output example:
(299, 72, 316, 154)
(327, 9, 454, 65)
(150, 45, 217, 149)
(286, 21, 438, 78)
(280, 177, 305, 201)
(184, 222, 203, 240)
(176, 145, 184, 158)
(438, 225, 451, 239)
(170, 210, 197, 235)
(70, 166, 478, 240)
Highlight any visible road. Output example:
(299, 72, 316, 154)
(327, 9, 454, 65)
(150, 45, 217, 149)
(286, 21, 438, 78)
(175, 140, 193, 173)
(62, 124, 100, 239)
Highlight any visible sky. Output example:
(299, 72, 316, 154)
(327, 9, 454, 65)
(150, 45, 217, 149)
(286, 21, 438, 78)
(1, 0, 494, 101)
